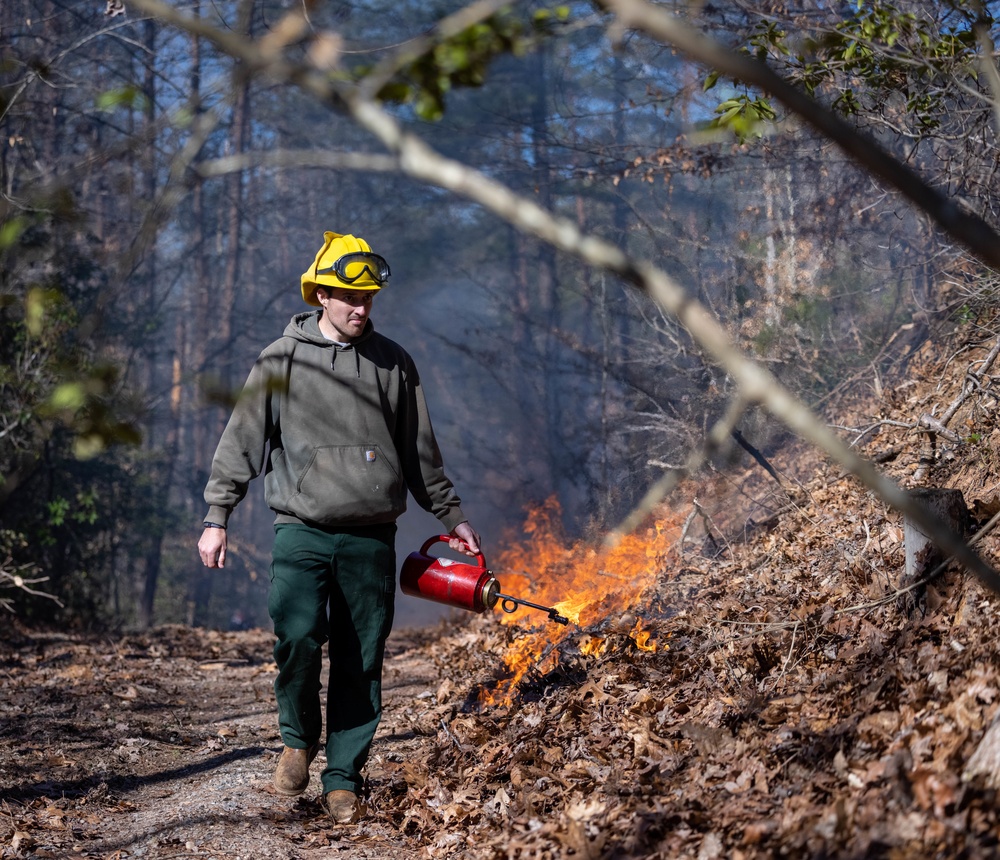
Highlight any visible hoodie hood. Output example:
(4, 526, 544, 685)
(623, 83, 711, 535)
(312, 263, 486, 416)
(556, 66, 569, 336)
(284, 310, 374, 375)
(284, 310, 375, 346)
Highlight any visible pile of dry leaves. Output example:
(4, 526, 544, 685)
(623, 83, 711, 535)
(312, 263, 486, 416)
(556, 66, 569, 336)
(3, 328, 1000, 859)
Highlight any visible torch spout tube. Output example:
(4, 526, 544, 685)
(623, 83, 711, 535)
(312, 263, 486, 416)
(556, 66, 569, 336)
(496, 593, 570, 625)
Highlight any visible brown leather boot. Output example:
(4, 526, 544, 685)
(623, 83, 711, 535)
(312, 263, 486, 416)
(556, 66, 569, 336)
(273, 743, 319, 796)
(324, 789, 366, 824)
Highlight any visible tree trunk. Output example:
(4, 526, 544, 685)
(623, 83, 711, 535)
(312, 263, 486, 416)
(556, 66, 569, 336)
(183, 10, 210, 628)
(964, 713, 1000, 789)
(187, 41, 249, 628)
(136, 15, 164, 629)
(899, 487, 968, 616)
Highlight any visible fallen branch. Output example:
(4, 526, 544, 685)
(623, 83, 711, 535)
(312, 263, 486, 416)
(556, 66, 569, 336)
(0, 559, 63, 612)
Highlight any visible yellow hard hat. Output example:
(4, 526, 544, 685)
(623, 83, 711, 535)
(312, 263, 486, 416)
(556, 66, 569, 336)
(300, 231, 391, 306)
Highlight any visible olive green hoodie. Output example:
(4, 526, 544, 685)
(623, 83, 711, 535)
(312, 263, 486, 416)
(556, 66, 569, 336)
(203, 311, 467, 531)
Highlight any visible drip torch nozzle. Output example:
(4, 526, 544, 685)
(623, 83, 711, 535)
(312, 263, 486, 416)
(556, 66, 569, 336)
(498, 594, 570, 625)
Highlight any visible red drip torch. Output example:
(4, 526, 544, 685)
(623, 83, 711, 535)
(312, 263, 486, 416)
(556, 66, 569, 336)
(400, 535, 570, 625)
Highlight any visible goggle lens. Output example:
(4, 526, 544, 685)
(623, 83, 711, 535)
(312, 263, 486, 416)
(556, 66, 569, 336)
(317, 252, 391, 285)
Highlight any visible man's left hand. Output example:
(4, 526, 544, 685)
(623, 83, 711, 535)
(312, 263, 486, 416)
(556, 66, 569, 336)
(449, 522, 481, 556)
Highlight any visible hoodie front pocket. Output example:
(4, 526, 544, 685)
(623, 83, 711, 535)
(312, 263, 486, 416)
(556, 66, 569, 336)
(288, 445, 404, 524)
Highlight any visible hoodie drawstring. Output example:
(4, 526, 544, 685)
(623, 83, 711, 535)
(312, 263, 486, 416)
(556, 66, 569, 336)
(330, 345, 362, 378)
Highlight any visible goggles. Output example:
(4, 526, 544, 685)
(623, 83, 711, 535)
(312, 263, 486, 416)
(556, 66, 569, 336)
(317, 252, 391, 286)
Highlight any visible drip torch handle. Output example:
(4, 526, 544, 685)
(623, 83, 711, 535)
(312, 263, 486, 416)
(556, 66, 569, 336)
(497, 593, 570, 625)
(421, 534, 486, 569)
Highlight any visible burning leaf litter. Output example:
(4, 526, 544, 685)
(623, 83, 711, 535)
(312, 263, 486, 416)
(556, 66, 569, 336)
(477, 496, 682, 703)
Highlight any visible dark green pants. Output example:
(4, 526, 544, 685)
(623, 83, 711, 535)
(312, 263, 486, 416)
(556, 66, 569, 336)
(269, 522, 396, 794)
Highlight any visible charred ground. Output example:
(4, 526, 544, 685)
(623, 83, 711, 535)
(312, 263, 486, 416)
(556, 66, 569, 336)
(3, 322, 1000, 859)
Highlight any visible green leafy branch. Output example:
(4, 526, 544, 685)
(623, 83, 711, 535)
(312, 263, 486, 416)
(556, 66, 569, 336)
(703, 1, 990, 140)
(702, 93, 777, 142)
(360, 6, 570, 121)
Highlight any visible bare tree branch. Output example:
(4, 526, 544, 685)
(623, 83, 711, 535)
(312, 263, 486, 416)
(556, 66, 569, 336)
(338, 96, 1000, 591)
(120, 0, 1000, 594)
(195, 150, 400, 178)
(616, 393, 752, 539)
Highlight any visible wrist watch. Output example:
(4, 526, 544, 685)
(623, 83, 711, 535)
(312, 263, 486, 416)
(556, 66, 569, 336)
(203, 522, 226, 529)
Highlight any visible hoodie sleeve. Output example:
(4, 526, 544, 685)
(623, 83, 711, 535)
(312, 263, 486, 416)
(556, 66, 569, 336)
(397, 354, 467, 532)
(203, 347, 286, 526)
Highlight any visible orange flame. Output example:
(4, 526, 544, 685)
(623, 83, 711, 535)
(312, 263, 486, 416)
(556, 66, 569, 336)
(481, 497, 680, 704)
(629, 618, 658, 652)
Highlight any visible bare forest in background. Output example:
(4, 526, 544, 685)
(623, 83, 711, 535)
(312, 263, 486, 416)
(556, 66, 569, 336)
(3, 0, 1000, 630)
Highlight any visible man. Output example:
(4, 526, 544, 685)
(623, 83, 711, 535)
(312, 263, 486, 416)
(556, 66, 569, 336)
(197, 230, 480, 824)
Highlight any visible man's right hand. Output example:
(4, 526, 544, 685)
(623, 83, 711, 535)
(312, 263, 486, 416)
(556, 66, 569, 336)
(198, 527, 227, 568)
(449, 521, 481, 557)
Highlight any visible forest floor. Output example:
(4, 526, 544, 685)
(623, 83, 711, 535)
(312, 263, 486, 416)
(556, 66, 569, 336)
(4, 324, 1000, 859)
